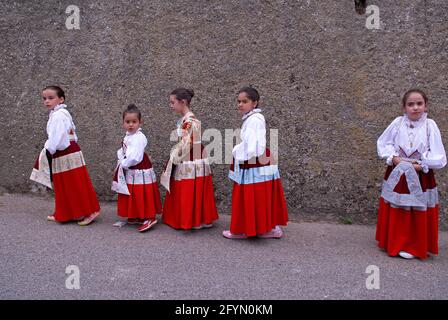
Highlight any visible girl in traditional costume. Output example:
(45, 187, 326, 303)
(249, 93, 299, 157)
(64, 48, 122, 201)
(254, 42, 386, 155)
(376, 89, 446, 259)
(161, 88, 218, 230)
(223, 87, 288, 239)
(30, 86, 100, 225)
(112, 104, 162, 232)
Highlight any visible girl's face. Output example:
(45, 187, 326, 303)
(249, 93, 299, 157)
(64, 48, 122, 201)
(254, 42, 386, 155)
(237, 92, 258, 115)
(123, 112, 141, 134)
(403, 92, 427, 121)
(169, 95, 188, 115)
(42, 89, 64, 110)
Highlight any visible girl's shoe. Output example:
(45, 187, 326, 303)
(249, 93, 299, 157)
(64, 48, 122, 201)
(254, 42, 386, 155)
(222, 230, 248, 239)
(113, 221, 127, 227)
(78, 211, 100, 226)
(127, 218, 142, 225)
(398, 251, 415, 259)
(138, 219, 157, 232)
(47, 215, 56, 222)
(257, 226, 283, 239)
(192, 224, 213, 230)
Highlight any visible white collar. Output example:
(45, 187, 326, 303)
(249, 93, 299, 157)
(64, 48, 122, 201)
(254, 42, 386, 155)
(178, 111, 195, 126)
(126, 128, 142, 136)
(49, 104, 66, 116)
(403, 112, 427, 128)
(242, 108, 262, 121)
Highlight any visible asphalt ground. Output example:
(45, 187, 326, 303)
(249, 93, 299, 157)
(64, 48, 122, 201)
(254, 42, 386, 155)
(0, 193, 447, 300)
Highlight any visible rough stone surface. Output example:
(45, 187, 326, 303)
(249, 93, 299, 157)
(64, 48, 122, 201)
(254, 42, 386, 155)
(1, 1, 447, 229)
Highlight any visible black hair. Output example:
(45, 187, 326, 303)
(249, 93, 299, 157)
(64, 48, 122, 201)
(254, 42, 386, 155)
(402, 89, 428, 107)
(171, 88, 195, 105)
(238, 87, 260, 106)
(122, 104, 142, 121)
(43, 85, 65, 101)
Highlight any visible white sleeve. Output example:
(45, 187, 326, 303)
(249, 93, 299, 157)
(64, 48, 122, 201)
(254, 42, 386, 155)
(121, 134, 147, 169)
(117, 147, 125, 161)
(377, 117, 401, 165)
(421, 120, 447, 170)
(44, 113, 70, 155)
(233, 116, 266, 161)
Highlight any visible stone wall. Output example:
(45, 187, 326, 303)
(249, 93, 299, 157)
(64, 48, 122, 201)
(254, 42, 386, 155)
(1, 0, 447, 228)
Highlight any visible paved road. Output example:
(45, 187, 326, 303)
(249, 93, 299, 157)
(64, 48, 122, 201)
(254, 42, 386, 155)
(0, 193, 447, 300)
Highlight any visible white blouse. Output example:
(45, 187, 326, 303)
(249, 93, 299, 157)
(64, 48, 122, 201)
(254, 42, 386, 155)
(44, 104, 78, 155)
(377, 113, 447, 172)
(117, 128, 147, 169)
(232, 108, 266, 161)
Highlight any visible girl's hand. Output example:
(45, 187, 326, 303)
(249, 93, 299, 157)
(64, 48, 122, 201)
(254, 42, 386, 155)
(413, 163, 422, 172)
(392, 156, 401, 165)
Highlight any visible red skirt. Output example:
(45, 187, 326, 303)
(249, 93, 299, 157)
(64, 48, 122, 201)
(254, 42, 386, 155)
(162, 157, 219, 229)
(375, 166, 439, 259)
(50, 142, 100, 222)
(229, 149, 288, 236)
(116, 154, 162, 219)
